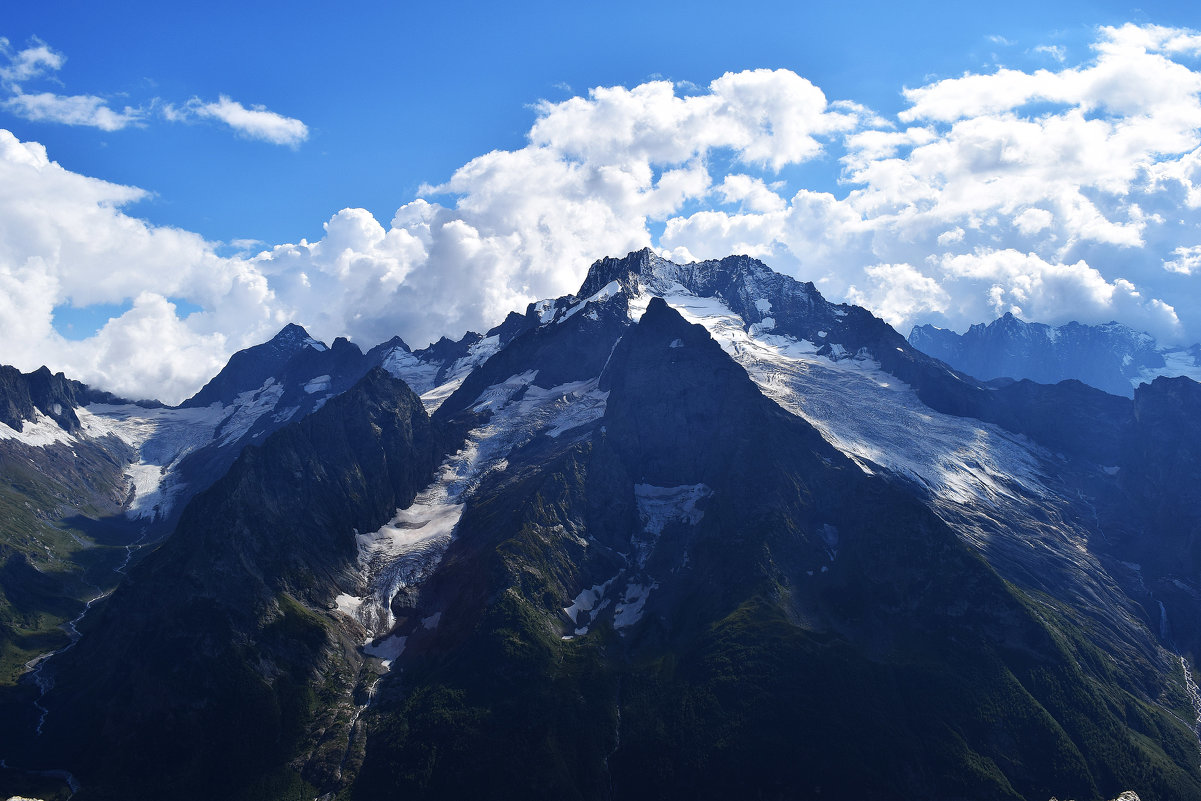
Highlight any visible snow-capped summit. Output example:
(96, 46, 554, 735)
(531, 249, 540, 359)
(556, 248, 887, 352)
(181, 323, 332, 409)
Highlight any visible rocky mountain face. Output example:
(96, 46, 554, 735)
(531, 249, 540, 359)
(0, 316, 509, 722)
(1105, 378, 1201, 660)
(0, 364, 144, 436)
(910, 313, 1201, 397)
(0, 368, 145, 705)
(3, 250, 1201, 801)
(32, 368, 442, 800)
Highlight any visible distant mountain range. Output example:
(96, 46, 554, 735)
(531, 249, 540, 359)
(1, 250, 1199, 801)
(910, 313, 1201, 397)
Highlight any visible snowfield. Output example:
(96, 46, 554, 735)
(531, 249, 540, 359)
(380, 334, 504, 412)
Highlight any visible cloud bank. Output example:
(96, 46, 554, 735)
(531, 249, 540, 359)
(2, 23, 1201, 403)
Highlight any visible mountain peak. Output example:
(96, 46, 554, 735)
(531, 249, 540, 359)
(275, 322, 310, 338)
(181, 324, 334, 408)
(269, 322, 327, 352)
(576, 247, 662, 299)
(576, 249, 789, 303)
(0, 363, 86, 433)
(372, 334, 411, 354)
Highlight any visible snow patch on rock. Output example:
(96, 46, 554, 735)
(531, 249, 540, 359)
(0, 411, 74, 448)
(564, 578, 616, 625)
(633, 483, 711, 562)
(303, 375, 331, 394)
(613, 582, 657, 629)
(217, 378, 284, 446)
(364, 633, 407, 667)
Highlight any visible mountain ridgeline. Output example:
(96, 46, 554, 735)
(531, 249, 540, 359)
(910, 312, 1201, 398)
(2, 249, 1201, 800)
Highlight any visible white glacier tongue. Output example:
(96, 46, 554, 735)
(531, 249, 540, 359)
(79, 376, 304, 523)
(340, 369, 611, 659)
(79, 404, 225, 521)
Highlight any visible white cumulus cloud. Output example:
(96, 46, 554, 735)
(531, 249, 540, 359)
(4, 23, 1201, 402)
(1165, 245, 1201, 275)
(846, 263, 951, 327)
(181, 95, 309, 147)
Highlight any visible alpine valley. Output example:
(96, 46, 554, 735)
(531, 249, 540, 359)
(2, 249, 1200, 801)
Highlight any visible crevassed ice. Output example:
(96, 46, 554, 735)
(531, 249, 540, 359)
(644, 284, 1046, 508)
(634, 282, 1152, 651)
(381, 348, 441, 397)
(341, 369, 611, 660)
(79, 380, 298, 522)
(637, 281, 1158, 668)
(80, 404, 225, 520)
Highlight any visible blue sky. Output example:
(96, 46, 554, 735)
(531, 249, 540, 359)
(5, 0, 1186, 246)
(2, 1, 1201, 401)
